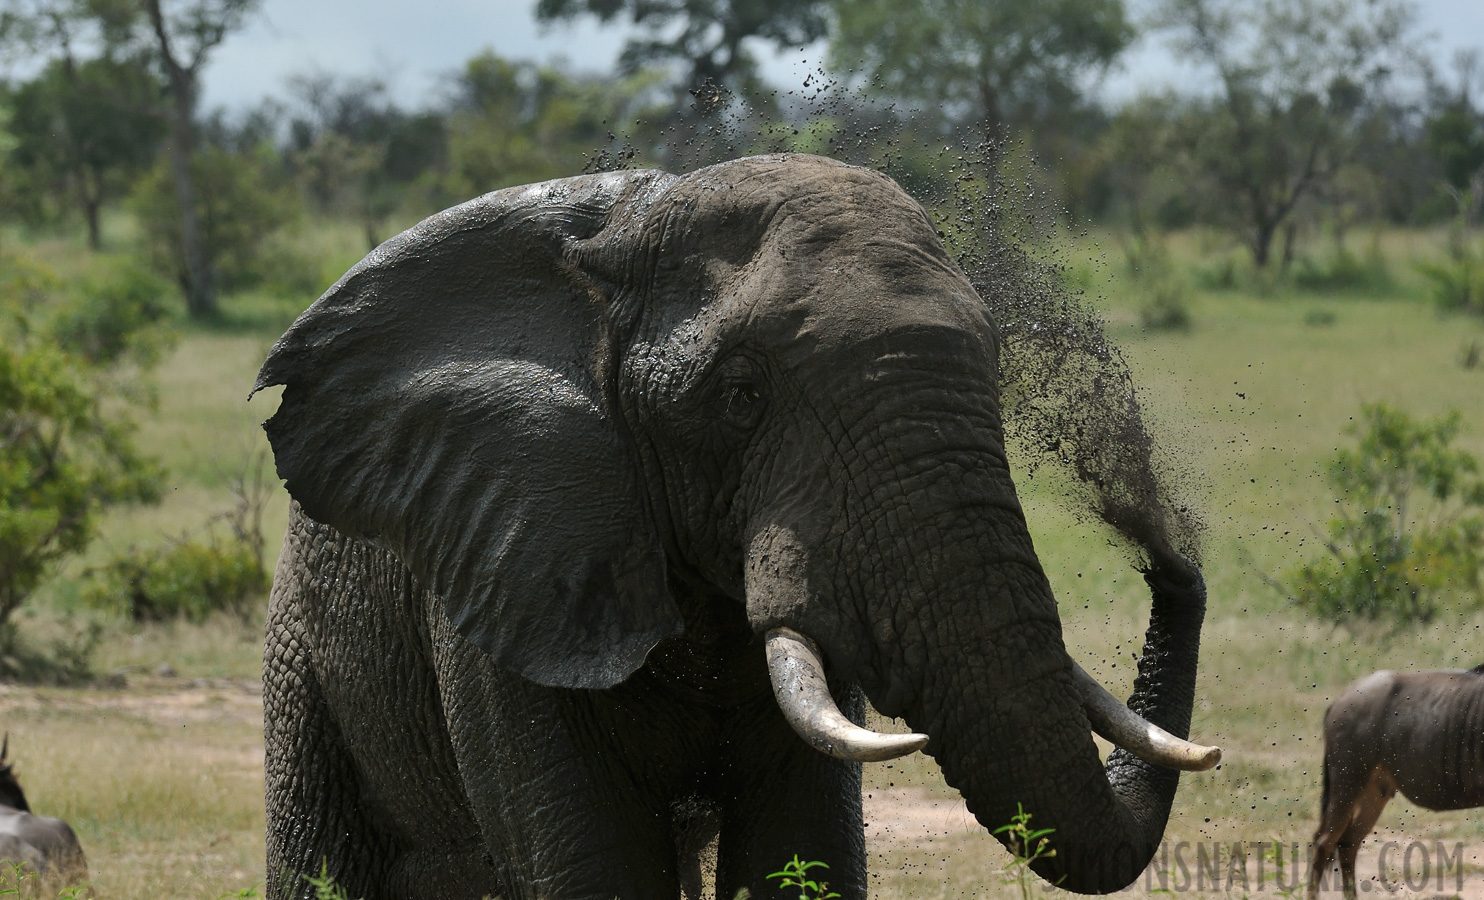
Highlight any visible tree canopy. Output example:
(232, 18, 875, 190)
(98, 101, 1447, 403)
(829, 0, 1134, 137)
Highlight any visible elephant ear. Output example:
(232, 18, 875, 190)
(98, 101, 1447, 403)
(253, 170, 682, 690)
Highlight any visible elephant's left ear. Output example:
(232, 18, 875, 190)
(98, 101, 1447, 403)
(253, 171, 682, 690)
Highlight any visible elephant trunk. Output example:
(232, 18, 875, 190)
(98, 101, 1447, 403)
(750, 537, 1210, 894)
(913, 550, 1210, 894)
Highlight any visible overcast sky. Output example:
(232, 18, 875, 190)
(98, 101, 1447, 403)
(200, 0, 1484, 113)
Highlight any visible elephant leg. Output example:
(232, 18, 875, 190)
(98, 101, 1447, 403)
(1336, 771, 1393, 900)
(715, 686, 866, 900)
(264, 598, 391, 900)
(428, 613, 683, 899)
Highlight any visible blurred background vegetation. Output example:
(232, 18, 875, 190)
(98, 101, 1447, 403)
(0, 0, 1472, 669)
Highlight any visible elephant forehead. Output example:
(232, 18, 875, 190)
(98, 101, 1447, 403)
(652, 155, 996, 359)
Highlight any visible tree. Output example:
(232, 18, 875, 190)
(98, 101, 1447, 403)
(828, 0, 1134, 140)
(535, 0, 827, 110)
(1156, 0, 1419, 267)
(5, 55, 163, 249)
(284, 72, 446, 250)
(1424, 51, 1484, 219)
(0, 0, 260, 319)
(0, 254, 164, 635)
(139, 0, 259, 319)
(439, 51, 665, 200)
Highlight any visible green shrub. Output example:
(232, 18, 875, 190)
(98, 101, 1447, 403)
(130, 145, 303, 297)
(1193, 255, 1239, 290)
(1139, 280, 1193, 331)
(1416, 244, 1484, 316)
(1292, 241, 1392, 293)
(85, 533, 265, 623)
(49, 261, 175, 367)
(1289, 403, 1484, 623)
(85, 457, 269, 622)
(0, 253, 163, 630)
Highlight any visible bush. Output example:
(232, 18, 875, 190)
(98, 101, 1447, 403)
(1416, 242, 1484, 316)
(1139, 281, 1193, 331)
(1289, 404, 1484, 623)
(130, 145, 303, 297)
(0, 253, 163, 630)
(1292, 241, 1392, 293)
(84, 454, 269, 622)
(85, 534, 264, 622)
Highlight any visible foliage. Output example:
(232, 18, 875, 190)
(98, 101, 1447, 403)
(1424, 52, 1484, 197)
(84, 452, 269, 622)
(283, 72, 446, 250)
(83, 531, 263, 622)
(130, 144, 302, 296)
(535, 0, 827, 107)
(994, 804, 1059, 900)
(1290, 238, 1392, 292)
(0, 859, 91, 897)
(766, 856, 839, 900)
(4, 55, 163, 249)
(1415, 238, 1484, 315)
(829, 0, 1133, 137)
(0, 253, 163, 631)
(301, 860, 355, 900)
(1152, 0, 1420, 267)
(1290, 404, 1484, 623)
(438, 51, 667, 202)
(1140, 282, 1193, 331)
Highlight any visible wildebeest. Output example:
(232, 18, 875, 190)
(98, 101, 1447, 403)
(0, 736, 88, 892)
(1309, 666, 1484, 899)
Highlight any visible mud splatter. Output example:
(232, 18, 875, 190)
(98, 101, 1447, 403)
(608, 82, 1204, 567)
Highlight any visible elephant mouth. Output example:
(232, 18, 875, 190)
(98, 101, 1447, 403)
(764, 626, 1221, 772)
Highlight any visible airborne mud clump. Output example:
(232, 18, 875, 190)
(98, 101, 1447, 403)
(934, 141, 1206, 569)
(626, 88, 1203, 569)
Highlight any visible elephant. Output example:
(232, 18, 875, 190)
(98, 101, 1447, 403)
(253, 152, 1220, 900)
(1308, 666, 1484, 899)
(0, 736, 89, 892)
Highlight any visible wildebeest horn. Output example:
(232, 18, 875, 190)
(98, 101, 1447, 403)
(1072, 661, 1221, 771)
(765, 626, 929, 762)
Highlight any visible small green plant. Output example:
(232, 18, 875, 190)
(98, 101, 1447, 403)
(0, 859, 92, 898)
(1258, 840, 1303, 898)
(303, 860, 355, 900)
(1289, 403, 1484, 623)
(993, 803, 1059, 900)
(84, 531, 266, 622)
(766, 856, 840, 900)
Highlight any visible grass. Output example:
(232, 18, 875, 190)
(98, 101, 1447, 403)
(2, 218, 1483, 898)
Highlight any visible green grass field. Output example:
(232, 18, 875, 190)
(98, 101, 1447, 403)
(2, 220, 1482, 898)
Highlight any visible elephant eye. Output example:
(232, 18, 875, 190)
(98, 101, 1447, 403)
(720, 381, 763, 428)
(713, 356, 765, 430)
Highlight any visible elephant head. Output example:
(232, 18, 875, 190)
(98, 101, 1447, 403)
(254, 153, 1216, 892)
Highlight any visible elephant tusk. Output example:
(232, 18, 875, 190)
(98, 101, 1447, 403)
(765, 627, 930, 762)
(1072, 662, 1222, 772)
